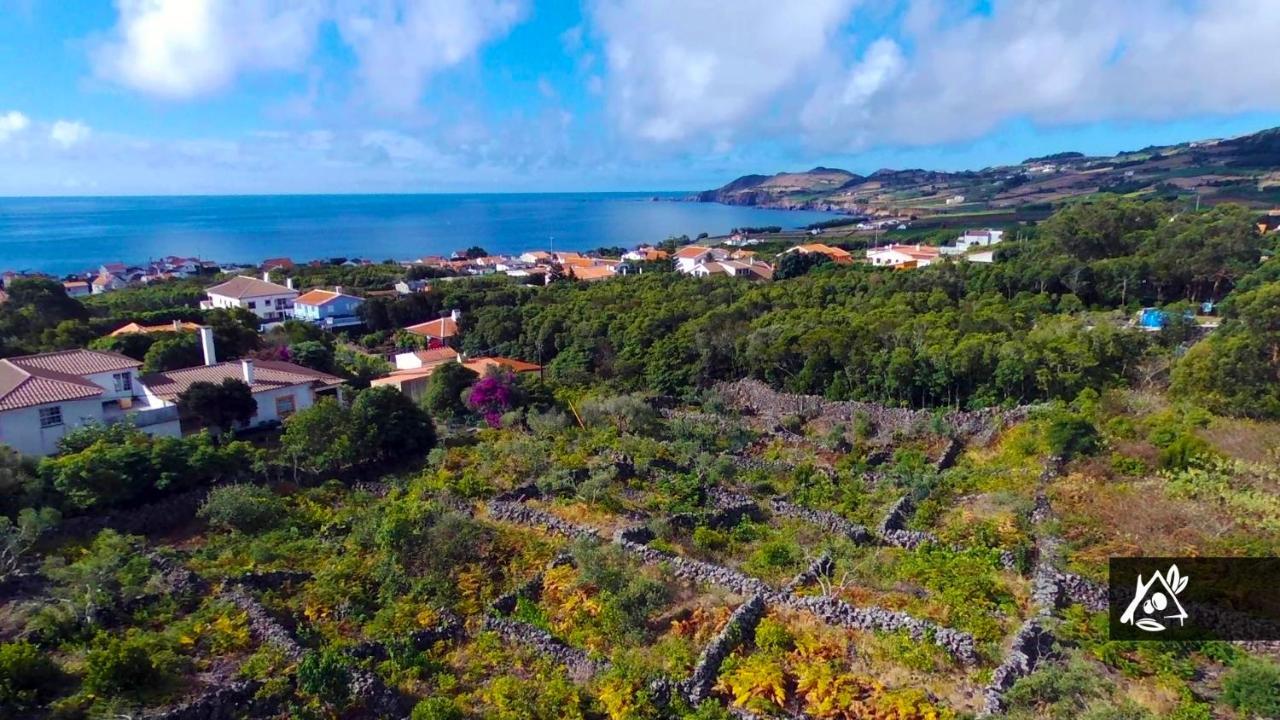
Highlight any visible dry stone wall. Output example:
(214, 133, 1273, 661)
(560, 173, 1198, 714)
(680, 594, 767, 704)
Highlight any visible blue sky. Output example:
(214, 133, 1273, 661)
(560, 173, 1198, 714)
(1, 0, 1279, 195)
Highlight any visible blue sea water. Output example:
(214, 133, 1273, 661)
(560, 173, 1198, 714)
(0, 193, 837, 276)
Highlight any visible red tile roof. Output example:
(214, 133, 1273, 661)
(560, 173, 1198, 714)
(413, 347, 459, 365)
(404, 316, 458, 339)
(0, 350, 140, 411)
(463, 357, 541, 375)
(294, 289, 360, 306)
(674, 245, 712, 259)
(140, 360, 343, 401)
(109, 321, 202, 337)
(206, 275, 296, 300)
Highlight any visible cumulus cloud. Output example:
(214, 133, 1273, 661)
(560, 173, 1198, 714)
(0, 110, 30, 142)
(587, 0, 858, 144)
(93, 0, 326, 99)
(93, 0, 523, 110)
(333, 0, 525, 113)
(589, 0, 1280, 153)
(50, 120, 92, 149)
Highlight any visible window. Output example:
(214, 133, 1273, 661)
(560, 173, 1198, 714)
(247, 301, 257, 309)
(275, 394, 296, 417)
(39, 406, 62, 428)
(112, 372, 132, 392)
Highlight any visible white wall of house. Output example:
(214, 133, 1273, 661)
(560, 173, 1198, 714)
(143, 383, 319, 430)
(0, 398, 104, 457)
(206, 291, 298, 321)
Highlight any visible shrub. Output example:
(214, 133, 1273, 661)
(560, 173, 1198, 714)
(412, 696, 464, 720)
(0, 640, 58, 709)
(198, 484, 285, 533)
(691, 526, 728, 552)
(1223, 657, 1280, 718)
(1045, 413, 1100, 459)
(753, 618, 794, 653)
(84, 633, 164, 697)
(297, 649, 351, 707)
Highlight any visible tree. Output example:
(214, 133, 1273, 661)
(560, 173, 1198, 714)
(463, 245, 489, 259)
(466, 368, 518, 427)
(0, 508, 59, 582)
(198, 485, 285, 533)
(279, 398, 355, 477)
(350, 386, 436, 465)
(141, 332, 202, 373)
(204, 307, 261, 358)
(334, 346, 391, 390)
(89, 332, 159, 362)
(774, 251, 831, 280)
(423, 361, 476, 419)
(289, 340, 334, 372)
(178, 378, 258, 435)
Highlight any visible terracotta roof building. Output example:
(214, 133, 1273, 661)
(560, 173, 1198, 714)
(0, 349, 181, 457)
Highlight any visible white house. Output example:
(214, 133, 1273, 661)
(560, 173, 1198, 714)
(91, 270, 128, 294)
(202, 273, 298, 322)
(866, 244, 942, 269)
(940, 229, 1005, 256)
(673, 246, 729, 274)
(0, 349, 181, 457)
(393, 346, 460, 371)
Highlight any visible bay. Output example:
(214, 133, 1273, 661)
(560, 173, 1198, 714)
(0, 193, 835, 276)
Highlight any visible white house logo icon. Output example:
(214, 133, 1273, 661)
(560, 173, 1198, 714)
(1120, 564, 1189, 632)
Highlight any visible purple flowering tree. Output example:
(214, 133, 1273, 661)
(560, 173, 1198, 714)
(466, 369, 516, 427)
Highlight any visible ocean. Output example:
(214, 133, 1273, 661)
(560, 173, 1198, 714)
(0, 193, 837, 276)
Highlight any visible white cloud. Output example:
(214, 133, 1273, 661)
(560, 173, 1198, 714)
(0, 110, 30, 142)
(93, 0, 326, 99)
(50, 120, 92, 149)
(803, 0, 1280, 150)
(588, 0, 857, 144)
(588, 0, 1280, 153)
(334, 0, 526, 113)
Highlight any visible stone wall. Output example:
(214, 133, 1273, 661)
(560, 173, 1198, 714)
(482, 616, 606, 683)
(783, 552, 833, 594)
(781, 594, 977, 664)
(879, 495, 939, 549)
(680, 594, 767, 704)
(144, 679, 283, 720)
(981, 619, 1055, 716)
(768, 498, 872, 545)
(714, 379, 1027, 443)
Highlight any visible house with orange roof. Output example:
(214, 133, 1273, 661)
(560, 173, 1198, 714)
(261, 257, 295, 272)
(622, 247, 670, 262)
(463, 356, 541, 376)
(109, 320, 202, 337)
(569, 265, 617, 282)
(866, 244, 942, 269)
(674, 245, 730, 274)
(403, 311, 461, 346)
(291, 286, 364, 328)
(783, 243, 854, 265)
(0, 349, 182, 456)
(62, 280, 91, 298)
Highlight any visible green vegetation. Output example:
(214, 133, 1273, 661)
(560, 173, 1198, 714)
(0, 197, 1277, 718)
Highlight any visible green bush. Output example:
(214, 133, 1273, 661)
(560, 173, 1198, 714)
(297, 649, 352, 707)
(1223, 657, 1280, 718)
(198, 484, 285, 533)
(412, 696, 464, 720)
(84, 633, 164, 697)
(753, 618, 794, 653)
(691, 526, 728, 552)
(1045, 413, 1101, 459)
(0, 641, 58, 709)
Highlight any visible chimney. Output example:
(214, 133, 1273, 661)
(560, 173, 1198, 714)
(172, 319, 182, 332)
(450, 309, 462, 322)
(286, 277, 295, 290)
(334, 285, 343, 295)
(241, 359, 255, 385)
(262, 271, 271, 283)
(198, 326, 216, 366)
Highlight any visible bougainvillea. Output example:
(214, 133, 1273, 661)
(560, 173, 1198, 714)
(467, 369, 517, 427)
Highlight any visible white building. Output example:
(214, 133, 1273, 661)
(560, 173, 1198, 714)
(140, 328, 344, 431)
(673, 245, 729, 274)
(0, 349, 181, 457)
(202, 273, 298, 322)
(940, 229, 1005, 256)
(866, 244, 942, 269)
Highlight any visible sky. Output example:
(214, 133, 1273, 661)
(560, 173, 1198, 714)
(2, 0, 1280, 196)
